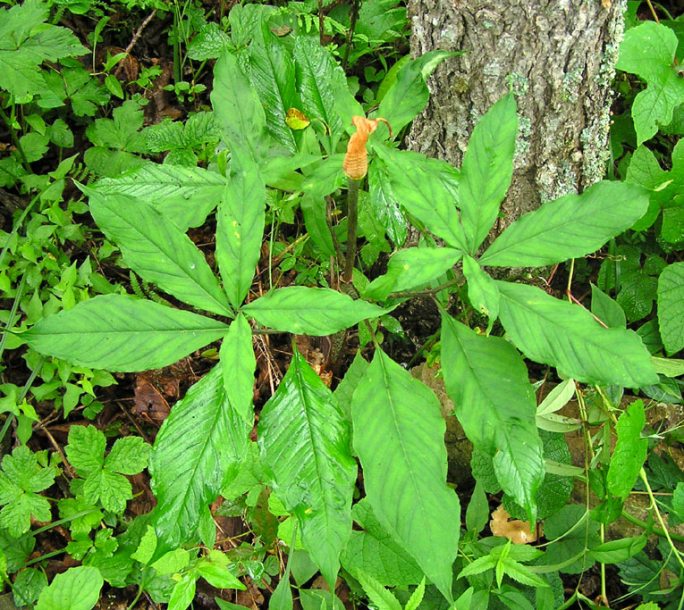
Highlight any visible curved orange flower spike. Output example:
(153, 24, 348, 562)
(343, 116, 391, 181)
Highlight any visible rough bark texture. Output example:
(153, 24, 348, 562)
(407, 0, 626, 231)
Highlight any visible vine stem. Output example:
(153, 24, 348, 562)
(343, 179, 361, 283)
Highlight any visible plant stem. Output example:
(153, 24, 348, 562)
(620, 510, 684, 543)
(0, 105, 31, 173)
(343, 179, 361, 283)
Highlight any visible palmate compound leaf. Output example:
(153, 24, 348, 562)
(216, 150, 266, 310)
(90, 164, 226, 231)
(258, 348, 356, 586)
(351, 349, 460, 601)
(479, 182, 650, 267)
(496, 282, 659, 388)
(89, 193, 231, 317)
(23, 295, 228, 372)
(150, 362, 249, 552)
(440, 316, 544, 524)
(243, 287, 386, 336)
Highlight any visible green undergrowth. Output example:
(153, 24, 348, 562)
(0, 1, 683, 609)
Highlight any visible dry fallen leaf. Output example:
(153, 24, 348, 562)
(489, 505, 538, 544)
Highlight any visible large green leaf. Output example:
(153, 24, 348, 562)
(35, 566, 102, 610)
(216, 151, 265, 309)
(378, 51, 454, 136)
(246, 36, 298, 152)
(364, 247, 461, 300)
(23, 295, 228, 372)
(219, 314, 255, 462)
(258, 349, 356, 586)
(373, 145, 466, 251)
(90, 164, 226, 231)
(441, 316, 543, 523)
(459, 94, 517, 252)
(607, 401, 648, 500)
(616, 21, 684, 145)
(341, 499, 423, 587)
(243, 287, 385, 335)
(496, 282, 658, 387)
(211, 51, 268, 160)
(368, 158, 408, 246)
(462, 256, 499, 332)
(293, 37, 345, 144)
(89, 193, 231, 317)
(150, 365, 238, 550)
(479, 182, 650, 267)
(657, 262, 684, 354)
(351, 350, 460, 600)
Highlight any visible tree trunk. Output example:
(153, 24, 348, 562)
(407, 0, 626, 231)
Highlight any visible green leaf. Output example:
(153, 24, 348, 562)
(269, 574, 293, 610)
(245, 37, 298, 152)
(501, 559, 549, 589)
(24, 295, 228, 372)
(151, 548, 191, 575)
(405, 578, 426, 610)
(591, 283, 626, 328)
(244, 287, 385, 335)
(216, 151, 265, 309)
(341, 499, 423, 587)
(91, 164, 226, 231)
(368, 158, 408, 246)
(459, 94, 517, 252)
(351, 350, 460, 600)
(355, 570, 402, 610)
(378, 51, 454, 136)
(496, 282, 658, 387)
(373, 146, 466, 251)
(211, 51, 268, 160)
(617, 21, 684, 144)
(168, 574, 196, 610)
(607, 401, 648, 500)
(89, 193, 230, 317)
(334, 352, 369, 421)
(465, 481, 490, 536)
(589, 535, 647, 564)
(259, 348, 355, 585)
(293, 37, 345, 143)
(219, 314, 255, 462)
(462, 256, 499, 332)
(13, 567, 47, 607)
(658, 262, 684, 354)
(65, 425, 106, 477)
(150, 365, 238, 551)
(441, 316, 543, 523)
(131, 526, 157, 565)
(364, 247, 460, 300)
(35, 566, 103, 610)
(84, 469, 131, 513)
(105, 436, 151, 475)
(480, 182, 650, 267)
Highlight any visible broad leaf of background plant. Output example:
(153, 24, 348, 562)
(459, 94, 517, 252)
(211, 51, 268, 161)
(364, 247, 460, 300)
(341, 499, 423, 587)
(658, 262, 684, 354)
(0, 446, 56, 537)
(91, 164, 226, 231)
(378, 50, 454, 136)
(244, 287, 385, 335)
(245, 36, 298, 153)
(496, 282, 658, 387)
(0, 2, 88, 101)
(607, 401, 648, 500)
(479, 182, 649, 267)
(35, 566, 103, 610)
(293, 37, 345, 145)
(258, 349, 356, 586)
(441, 316, 543, 523)
(216, 151, 265, 310)
(89, 193, 231, 316)
(150, 366, 235, 551)
(219, 314, 254, 462)
(368, 159, 408, 246)
(351, 350, 460, 600)
(617, 21, 684, 144)
(24, 294, 228, 372)
(373, 146, 467, 251)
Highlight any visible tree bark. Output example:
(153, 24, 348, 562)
(407, 0, 626, 231)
